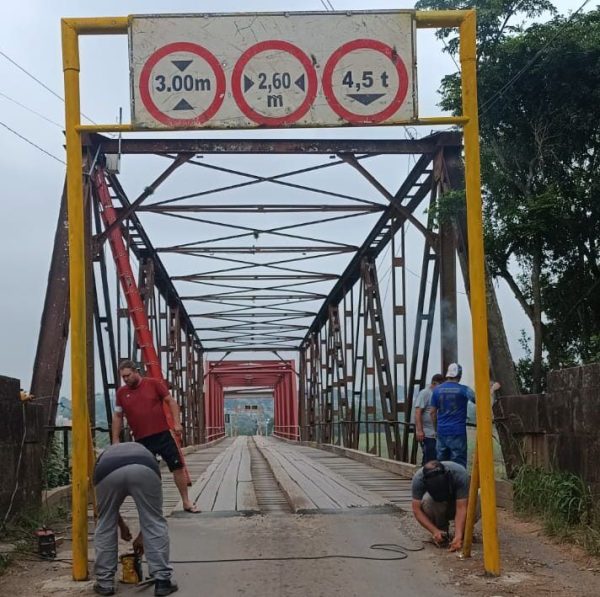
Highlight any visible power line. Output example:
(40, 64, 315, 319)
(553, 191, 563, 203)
(0, 90, 63, 128)
(479, 0, 592, 116)
(0, 49, 98, 125)
(0, 120, 65, 164)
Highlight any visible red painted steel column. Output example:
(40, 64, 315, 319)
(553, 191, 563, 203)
(273, 382, 280, 437)
(290, 362, 299, 439)
(206, 373, 215, 441)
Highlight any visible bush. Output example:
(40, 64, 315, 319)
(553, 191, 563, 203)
(43, 435, 70, 489)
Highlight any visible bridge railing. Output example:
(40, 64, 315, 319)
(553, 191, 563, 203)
(300, 420, 419, 463)
(273, 425, 300, 440)
(205, 426, 226, 443)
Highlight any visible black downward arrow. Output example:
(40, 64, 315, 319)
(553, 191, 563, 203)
(173, 99, 193, 111)
(346, 93, 387, 106)
(172, 60, 193, 72)
(294, 74, 305, 92)
(244, 75, 254, 93)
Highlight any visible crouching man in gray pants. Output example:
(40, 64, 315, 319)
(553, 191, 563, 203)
(93, 442, 178, 596)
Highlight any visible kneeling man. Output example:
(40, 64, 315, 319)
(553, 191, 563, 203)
(411, 459, 470, 552)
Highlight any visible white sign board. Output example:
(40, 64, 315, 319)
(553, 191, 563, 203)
(129, 12, 417, 129)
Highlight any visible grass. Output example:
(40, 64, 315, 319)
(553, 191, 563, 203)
(513, 465, 600, 556)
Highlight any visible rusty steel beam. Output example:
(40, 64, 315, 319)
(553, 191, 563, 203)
(173, 274, 338, 281)
(436, 150, 459, 371)
(205, 346, 300, 352)
(96, 154, 191, 246)
(30, 183, 70, 441)
(327, 305, 350, 447)
(158, 246, 357, 254)
(302, 154, 435, 345)
(87, 131, 462, 155)
(362, 258, 399, 460)
(143, 204, 384, 213)
(405, 197, 440, 461)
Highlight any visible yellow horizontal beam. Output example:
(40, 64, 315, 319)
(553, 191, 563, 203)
(64, 12, 467, 34)
(415, 10, 469, 28)
(415, 116, 468, 126)
(77, 124, 134, 133)
(62, 16, 128, 35)
(78, 119, 466, 133)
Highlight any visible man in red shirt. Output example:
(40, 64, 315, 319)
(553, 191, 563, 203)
(112, 360, 199, 513)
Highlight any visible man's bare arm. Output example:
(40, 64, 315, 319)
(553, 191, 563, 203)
(163, 394, 183, 435)
(112, 411, 123, 443)
(449, 498, 468, 551)
(118, 514, 132, 541)
(430, 406, 437, 433)
(415, 408, 425, 442)
(412, 499, 446, 544)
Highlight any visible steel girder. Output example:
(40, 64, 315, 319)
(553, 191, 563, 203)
(33, 131, 466, 461)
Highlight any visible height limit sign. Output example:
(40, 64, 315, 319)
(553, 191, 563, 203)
(130, 12, 417, 129)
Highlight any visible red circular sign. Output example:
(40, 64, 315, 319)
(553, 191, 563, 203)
(232, 40, 318, 126)
(322, 39, 409, 125)
(139, 42, 226, 128)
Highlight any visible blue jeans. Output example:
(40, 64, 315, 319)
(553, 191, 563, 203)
(436, 433, 468, 468)
(421, 437, 437, 465)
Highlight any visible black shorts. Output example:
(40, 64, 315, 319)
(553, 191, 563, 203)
(136, 430, 183, 472)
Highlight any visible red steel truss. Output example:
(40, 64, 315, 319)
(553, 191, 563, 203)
(205, 360, 298, 440)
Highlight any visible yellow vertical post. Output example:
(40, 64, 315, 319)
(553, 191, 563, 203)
(459, 10, 500, 575)
(462, 443, 480, 558)
(61, 19, 89, 580)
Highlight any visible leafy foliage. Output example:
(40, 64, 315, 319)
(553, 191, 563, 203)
(417, 1, 600, 388)
(415, 0, 556, 62)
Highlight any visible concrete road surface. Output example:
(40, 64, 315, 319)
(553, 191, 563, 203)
(160, 510, 456, 597)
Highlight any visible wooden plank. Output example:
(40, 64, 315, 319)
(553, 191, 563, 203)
(238, 437, 253, 483)
(213, 437, 244, 511)
(254, 437, 316, 512)
(236, 481, 259, 513)
(178, 441, 238, 512)
(197, 443, 238, 511)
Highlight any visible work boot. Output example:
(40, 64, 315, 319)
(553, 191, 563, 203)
(155, 578, 179, 596)
(93, 583, 115, 596)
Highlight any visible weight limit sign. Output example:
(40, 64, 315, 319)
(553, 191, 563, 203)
(322, 39, 410, 125)
(232, 40, 318, 126)
(138, 42, 226, 128)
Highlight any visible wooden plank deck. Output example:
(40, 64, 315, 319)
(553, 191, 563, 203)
(288, 443, 414, 508)
(121, 436, 414, 521)
(121, 438, 234, 518)
(182, 436, 259, 514)
(255, 436, 387, 512)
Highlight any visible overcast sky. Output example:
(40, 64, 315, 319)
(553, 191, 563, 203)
(0, 0, 584, 393)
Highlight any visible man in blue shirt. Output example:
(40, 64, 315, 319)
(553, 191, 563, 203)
(430, 363, 475, 468)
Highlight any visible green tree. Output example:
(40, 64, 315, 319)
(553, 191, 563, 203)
(417, 1, 600, 391)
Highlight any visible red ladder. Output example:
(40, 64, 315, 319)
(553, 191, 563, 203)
(92, 166, 191, 484)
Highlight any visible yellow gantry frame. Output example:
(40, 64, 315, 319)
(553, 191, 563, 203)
(62, 9, 500, 580)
